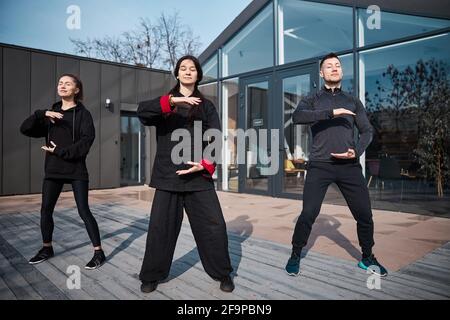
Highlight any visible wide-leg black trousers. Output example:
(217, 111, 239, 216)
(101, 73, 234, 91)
(139, 189, 233, 282)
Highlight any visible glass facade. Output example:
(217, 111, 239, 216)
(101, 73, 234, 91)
(222, 4, 274, 77)
(358, 8, 450, 47)
(278, 0, 353, 65)
(361, 33, 450, 215)
(200, 0, 450, 216)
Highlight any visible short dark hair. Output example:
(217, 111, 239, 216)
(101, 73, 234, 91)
(320, 52, 341, 69)
(59, 73, 83, 101)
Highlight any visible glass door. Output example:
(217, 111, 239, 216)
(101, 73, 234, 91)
(274, 64, 319, 198)
(120, 112, 145, 186)
(238, 74, 273, 196)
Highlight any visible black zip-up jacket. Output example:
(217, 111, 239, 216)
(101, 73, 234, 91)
(137, 92, 220, 192)
(292, 86, 373, 162)
(20, 101, 95, 180)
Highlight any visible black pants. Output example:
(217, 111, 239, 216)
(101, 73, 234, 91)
(292, 161, 374, 257)
(139, 189, 233, 282)
(40, 178, 101, 247)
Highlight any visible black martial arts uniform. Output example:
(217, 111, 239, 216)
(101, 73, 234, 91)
(137, 93, 233, 283)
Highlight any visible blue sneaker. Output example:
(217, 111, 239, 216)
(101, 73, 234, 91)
(285, 252, 301, 276)
(358, 254, 388, 277)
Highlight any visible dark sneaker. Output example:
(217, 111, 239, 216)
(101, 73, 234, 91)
(285, 252, 301, 276)
(220, 276, 235, 293)
(358, 254, 388, 277)
(85, 250, 106, 270)
(29, 246, 54, 264)
(140, 281, 158, 293)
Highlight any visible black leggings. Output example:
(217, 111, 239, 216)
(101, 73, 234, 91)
(40, 178, 101, 247)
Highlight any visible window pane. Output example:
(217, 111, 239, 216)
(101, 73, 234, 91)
(278, 0, 353, 65)
(201, 54, 218, 82)
(361, 33, 450, 215)
(222, 5, 274, 77)
(358, 9, 450, 47)
(199, 82, 219, 113)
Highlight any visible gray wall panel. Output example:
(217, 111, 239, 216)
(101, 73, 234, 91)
(121, 67, 136, 104)
(149, 72, 173, 97)
(3, 48, 30, 195)
(80, 61, 101, 189)
(100, 64, 120, 188)
(30, 52, 56, 193)
(56, 56, 80, 192)
(137, 69, 152, 102)
(56, 56, 79, 77)
(1, 44, 171, 195)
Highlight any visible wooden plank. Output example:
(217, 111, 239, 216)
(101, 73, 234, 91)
(62, 206, 450, 299)
(0, 213, 121, 300)
(71, 208, 426, 300)
(93, 208, 383, 299)
(0, 214, 95, 300)
(0, 232, 67, 300)
(14, 210, 168, 300)
(2, 205, 449, 300)
(0, 224, 42, 300)
(50, 209, 245, 299)
(50, 208, 270, 300)
(0, 253, 18, 300)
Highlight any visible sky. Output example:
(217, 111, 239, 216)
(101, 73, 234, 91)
(0, 0, 252, 59)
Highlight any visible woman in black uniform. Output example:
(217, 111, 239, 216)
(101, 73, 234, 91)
(137, 56, 234, 293)
(20, 74, 106, 270)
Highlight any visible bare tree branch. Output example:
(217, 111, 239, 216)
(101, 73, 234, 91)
(70, 11, 201, 70)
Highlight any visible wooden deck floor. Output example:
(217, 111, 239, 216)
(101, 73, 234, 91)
(1, 203, 449, 300)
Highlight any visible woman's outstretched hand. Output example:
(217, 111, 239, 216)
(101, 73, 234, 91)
(41, 141, 57, 153)
(171, 97, 201, 106)
(176, 161, 204, 175)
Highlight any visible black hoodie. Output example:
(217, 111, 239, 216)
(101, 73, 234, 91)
(20, 101, 95, 181)
(292, 86, 373, 162)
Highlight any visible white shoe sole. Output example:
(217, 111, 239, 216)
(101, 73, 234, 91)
(29, 256, 53, 265)
(359, 263, 388, 277)
(286, 270, 300, 277)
